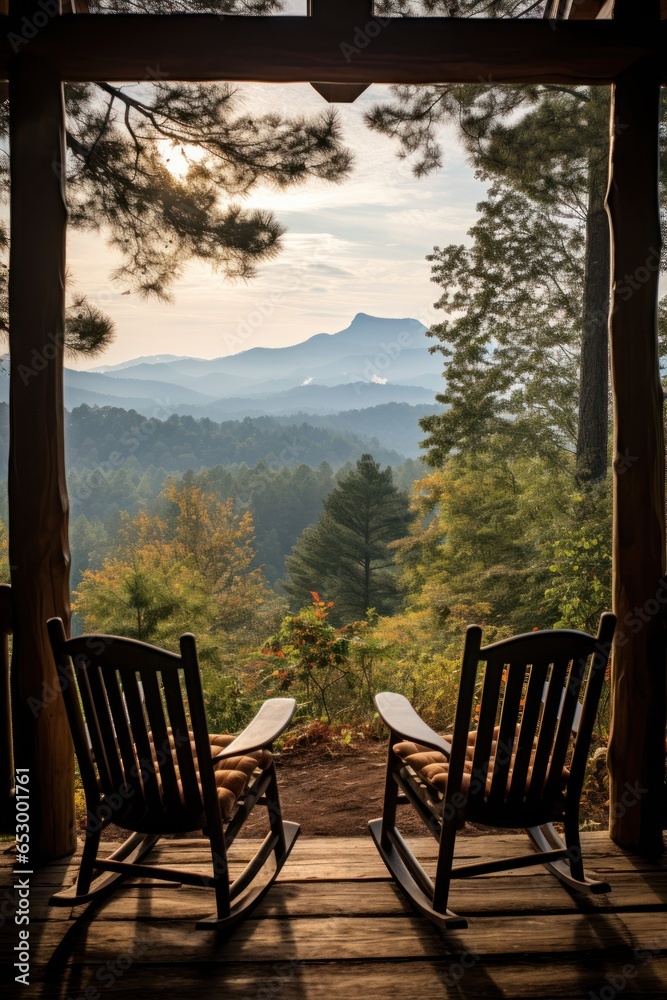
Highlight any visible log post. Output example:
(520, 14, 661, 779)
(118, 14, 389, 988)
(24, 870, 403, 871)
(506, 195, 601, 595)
(606, 48, 665, 852)
(8, 52, 74, 860)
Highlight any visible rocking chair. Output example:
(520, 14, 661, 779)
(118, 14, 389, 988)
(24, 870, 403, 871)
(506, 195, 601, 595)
(47, 618, 300, 930)
(369, 613, 616, 929)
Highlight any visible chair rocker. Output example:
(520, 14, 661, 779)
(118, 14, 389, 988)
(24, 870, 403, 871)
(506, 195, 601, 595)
(47, 617, 300, 930)
(369, 613, 616, 930)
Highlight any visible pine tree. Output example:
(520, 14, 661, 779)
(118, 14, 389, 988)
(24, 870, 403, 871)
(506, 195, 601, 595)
(419, 180, 583, 468)
(285, 454, 411, 620)
(0, 0, 353, 351)
(366, 41, 667, 481)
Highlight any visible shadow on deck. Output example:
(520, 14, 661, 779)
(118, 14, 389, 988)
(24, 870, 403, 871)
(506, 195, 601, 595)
(1, 831, 666, 999)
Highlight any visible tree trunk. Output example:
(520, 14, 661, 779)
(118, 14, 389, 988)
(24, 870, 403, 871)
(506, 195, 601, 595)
(8, 53, 75, 861)
(576, 88, 611, 485)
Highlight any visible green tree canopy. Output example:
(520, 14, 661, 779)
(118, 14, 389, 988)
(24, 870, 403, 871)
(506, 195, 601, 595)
(419, 180, 583, 468)
(285, 453, 412, 620)
(366, 47, 667, 481)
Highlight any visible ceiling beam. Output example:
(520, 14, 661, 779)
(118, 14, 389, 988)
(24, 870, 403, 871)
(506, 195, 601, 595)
(0, 14, 664, 85)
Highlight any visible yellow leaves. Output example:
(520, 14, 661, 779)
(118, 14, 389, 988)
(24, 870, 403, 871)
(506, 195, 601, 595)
(73, 475, 269, 641)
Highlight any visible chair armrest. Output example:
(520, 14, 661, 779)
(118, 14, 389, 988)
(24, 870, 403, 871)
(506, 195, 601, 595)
(209, 698, 297, 761)
(375, 692, 451, 757)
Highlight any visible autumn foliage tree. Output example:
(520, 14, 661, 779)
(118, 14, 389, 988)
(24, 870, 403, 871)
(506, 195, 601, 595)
(73, 475, 268, 655)
(262, 594, 379, 723)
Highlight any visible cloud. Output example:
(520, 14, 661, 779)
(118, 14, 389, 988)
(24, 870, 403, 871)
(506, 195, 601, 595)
(68, 82, 486, 368)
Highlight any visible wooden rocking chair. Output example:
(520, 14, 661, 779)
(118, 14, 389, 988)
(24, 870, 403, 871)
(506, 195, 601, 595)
(47, 618, 300, 930)
(369, 613, 616, 929)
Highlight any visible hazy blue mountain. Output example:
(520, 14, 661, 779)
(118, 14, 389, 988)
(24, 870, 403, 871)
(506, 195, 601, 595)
(2, 315, 443, 422)
(175, 381, 437, 421)
(89, 314, 436, 394)
(93, 354, 195, 373)
(274, 403, 442, 458)
(64, 368, 216, 405)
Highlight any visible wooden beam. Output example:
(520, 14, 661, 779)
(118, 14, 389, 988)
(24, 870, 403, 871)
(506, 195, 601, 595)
(606, 48, 665, 855)
(8, 52, 74, 861)
(0, 14, 664, 85)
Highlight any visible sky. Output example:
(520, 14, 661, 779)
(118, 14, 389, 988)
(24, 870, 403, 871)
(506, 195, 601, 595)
(67, 81, 487, 370)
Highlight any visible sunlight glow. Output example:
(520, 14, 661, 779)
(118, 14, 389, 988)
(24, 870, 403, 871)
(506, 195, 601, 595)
(157, 139, 206, 179)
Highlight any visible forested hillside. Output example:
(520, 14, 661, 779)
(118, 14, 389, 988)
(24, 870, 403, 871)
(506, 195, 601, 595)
(0, 402, 438, 472)
(58, 454, 424, 591)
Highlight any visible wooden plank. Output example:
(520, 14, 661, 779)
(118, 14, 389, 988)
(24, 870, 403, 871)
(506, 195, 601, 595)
(7, 864, 666, 925)
(606, 43, 666, 854)
(7, 848, 662, 891)
(2, 832, 664, 886)
(112, 829, 660, 859)
(23, 960, 667, 1000)
(7, 910, 667, 966)
(56, 871, 667, 922)
(7, 50, 74, 861)
(0, 14, 664, 85)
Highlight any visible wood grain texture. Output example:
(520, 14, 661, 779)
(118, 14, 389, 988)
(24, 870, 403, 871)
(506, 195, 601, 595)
(606, 50, 666, 855)
(7, 53, 74, 861)
(0, 15, 664, 85)
(3, 909, 665, 965)
(1, 835, 664, 999)
(24, 960, 667, 1000)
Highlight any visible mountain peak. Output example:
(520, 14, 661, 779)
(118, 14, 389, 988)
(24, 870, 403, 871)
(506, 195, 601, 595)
(349, 312, 423, 327)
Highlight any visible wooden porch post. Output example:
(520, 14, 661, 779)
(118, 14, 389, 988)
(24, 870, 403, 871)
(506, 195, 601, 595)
(607, 21, 665, 851)
(8, 51, 74, 860)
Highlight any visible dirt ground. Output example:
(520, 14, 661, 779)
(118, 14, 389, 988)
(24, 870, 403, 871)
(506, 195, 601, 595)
(243, 740, 419, 837)
(97, 736, 608, 842)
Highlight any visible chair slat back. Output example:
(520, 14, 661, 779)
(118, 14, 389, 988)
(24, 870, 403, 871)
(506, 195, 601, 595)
(469, 656, 503, 805)
(507, 657, 550, 807)
(47, 619, 213, 828)
(76, 663, 118, 794)
(162, 668, 203, 815)
(140, 670, 183, 815)
(526, 656, 570, 804)
(459, 614, 615, 814)
(118, 665, 165, 815)
(487, 658, 527, 806)
(543, 652, 588, 799)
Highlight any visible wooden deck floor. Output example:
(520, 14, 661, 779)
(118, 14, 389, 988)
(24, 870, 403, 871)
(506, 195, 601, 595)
(1, 831, 666, 999)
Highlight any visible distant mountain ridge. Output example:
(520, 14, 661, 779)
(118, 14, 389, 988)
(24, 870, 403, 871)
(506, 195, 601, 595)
(0, 315, 444, 428)
(90, 314, 431, 381)
(73, 314, 442, 416)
